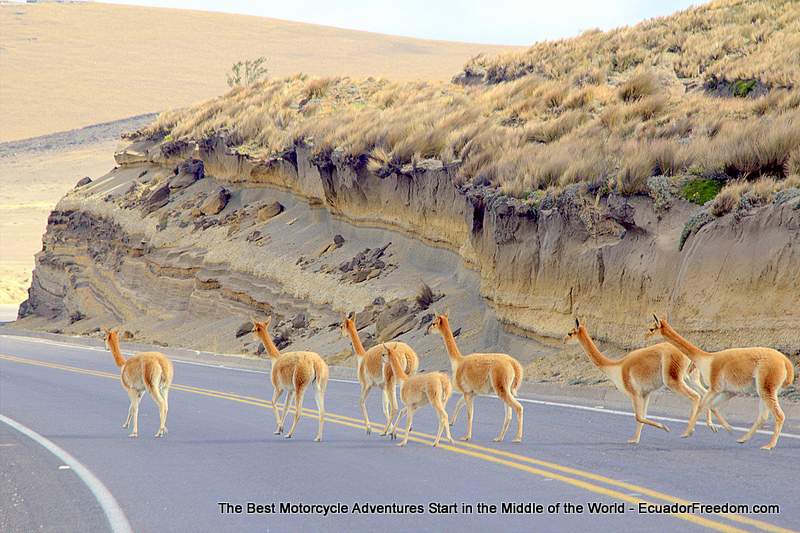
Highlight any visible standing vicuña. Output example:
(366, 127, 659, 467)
(341, 312, 419, 435)
(104, 328, 173, 438)
(648, 315, 795, 450)
(382, 345, 454, 447)
(565, 318, 730, 444)
(253, 317, 329, 441)
(427, 313, 524, 442)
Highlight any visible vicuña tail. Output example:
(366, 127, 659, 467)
(785, 358, 796, 388)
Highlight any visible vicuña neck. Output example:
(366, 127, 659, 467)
(345, 322, 366, 356)
(661, 323, 708, 360)
(256, 329, 281, 359)
(577, 330, 616, 368)
(386, 349, 408, 381)
(439, 321, 463, 362)
(108, 337, 126, 368)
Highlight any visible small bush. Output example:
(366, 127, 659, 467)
(618, 72, 657, 102)
(732, 79, 757, 98)
(679, 209, 715, 250)
(226, 57, 268, 87)
(680, 179, 723, 205)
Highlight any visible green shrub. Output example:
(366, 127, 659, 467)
(679, 179, 722, 204)
(732, 79, 757, 98)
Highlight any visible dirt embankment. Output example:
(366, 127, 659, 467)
(15, 137, 800, 384)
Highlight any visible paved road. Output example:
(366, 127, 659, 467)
(0, 334, 797, 533)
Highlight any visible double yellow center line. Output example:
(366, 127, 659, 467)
(0, 353, 793, 533)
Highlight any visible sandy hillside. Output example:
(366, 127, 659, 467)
(0, 140, 119, 304)
(0, 2, 518, 142)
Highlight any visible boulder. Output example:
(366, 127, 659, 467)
(169, 159, 204, 190)
(291, 312, 308, 329)
(75, 177, 92, 188)
(258, 201, 284, 222)
(235, 321, 254, 338)
(143, 184, 170, 214)
(200, 187, 230, 216)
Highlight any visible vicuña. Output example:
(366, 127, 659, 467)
(565, 318, 730, 444)
(104, 327, 173, 438)
(253, 317, 329, 441)
(341, 311, 419, 435)
(427, 313, 524, 442)
(648, 315, 795, 450)
(382, 344, 454, 447)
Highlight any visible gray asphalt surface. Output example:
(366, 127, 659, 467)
(0, 333, 797, 533)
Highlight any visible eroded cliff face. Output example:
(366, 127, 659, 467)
(17, 136, 800, 373)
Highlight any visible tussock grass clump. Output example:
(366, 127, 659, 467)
(457, 0, 799, 88)
(141, 0, 800, 206)
(618, 72, 657, 102)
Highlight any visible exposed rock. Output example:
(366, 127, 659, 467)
(235, 321, 254, 338)
(200, 187, 230, 215)
(75, 177, 92, 188)
(68, 310, 85, 323)
(169, 158, 204, 190)
(606, 193, 637, 228)
(257, 201, 284, 222)
(375, 300, 416, 341)
(291, 312, 308, 330)
(143, 184, 170, 214)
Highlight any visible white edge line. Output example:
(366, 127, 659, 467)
(0, 414, 133, 533)
(4, 334, 799, 439)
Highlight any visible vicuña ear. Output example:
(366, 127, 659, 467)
(652, 313, 661, 326)
(347, 311, 355, 320)
(265, 316, 272, 326)
(444, 307, 450, 317)
(575, 317, 580, 328)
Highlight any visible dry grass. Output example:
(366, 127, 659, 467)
(141, 0, 800, 203)
(0, 2, 518, 141)
(458, 0, 799, 88)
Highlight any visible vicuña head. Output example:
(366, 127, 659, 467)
(253, 316, 272, 336)
(425, 311, 449, 336)
(646, 313, 664, 339)
(339, 311, 356, 338)
(563, 318, 582, 343)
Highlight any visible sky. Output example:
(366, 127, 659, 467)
(101, 0, 706, 45)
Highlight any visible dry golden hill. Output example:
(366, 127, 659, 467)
(0, 2, 518, 142)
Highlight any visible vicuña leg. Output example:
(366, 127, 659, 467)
(286, 386, 307, 439)
(450, 396, 465, 428)
(398, 406, 416, 447)
(161, 385, 170, 435)
(128, 388, 143, 438)
(632, 391, 668, 438)
(149, 384, 168, 438)
(359, 384, 373, 435)
(761, 392, 785, 451)
(314, 384, 325, 442)
(461, 393, 475, 441)
(708, 392, 734, 432)
(123, 389, 142, 429)
(271, 388, 285, 434)
(497, 387, 524, 443)
(382, 380, 399, 436)
(495, 403, 512, 442)
(668, 375, 702, 437)
(391, 406, 407, 440)
(280, 390, 295, 429)
(687, 388, 718, 436)
(738, 400, 769, 444)
(432, 397, 453, 447)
